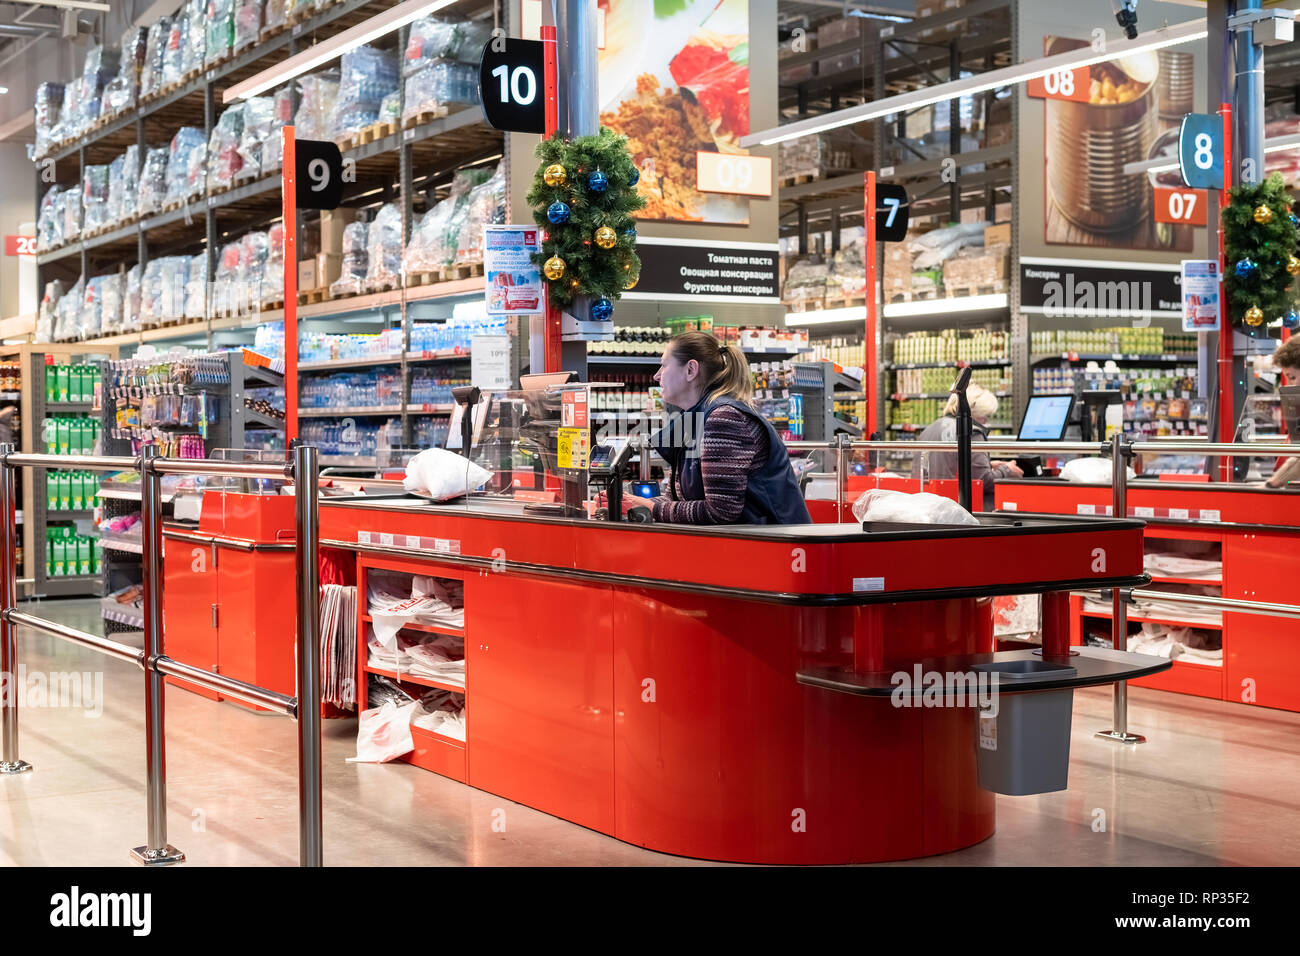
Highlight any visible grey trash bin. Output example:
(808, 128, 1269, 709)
(972, 659, 1077, 796)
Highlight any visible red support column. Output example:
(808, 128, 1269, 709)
(864, 172, 878, 436)
(1041, 590, 1072, 660)
(1217, 103, 1234, 478)
(282, 126, 299, 449)
(541, 25, 562, 373)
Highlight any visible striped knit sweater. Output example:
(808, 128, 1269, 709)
(651, 404, 768, 524)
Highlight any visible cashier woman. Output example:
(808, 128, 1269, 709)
(1266, 336, 1300, 489)
(917, 384, 1020, 509)
(645, 331, 812, 524)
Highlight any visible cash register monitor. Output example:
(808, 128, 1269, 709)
(1282, 385, 1300, 442)
(1018, 394, 1075, 441)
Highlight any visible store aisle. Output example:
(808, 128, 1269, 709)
(2, 599, 1297, 867)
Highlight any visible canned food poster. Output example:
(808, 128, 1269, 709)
(484, 225, 543, 315)
(598, 0, 751, 224)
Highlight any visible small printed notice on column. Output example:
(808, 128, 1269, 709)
(1180, 259, 1220, 332)
(472, 334, 512, 389)
(484, 225, 542, 315)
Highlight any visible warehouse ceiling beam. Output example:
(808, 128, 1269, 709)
(746, 16, 1208, 147)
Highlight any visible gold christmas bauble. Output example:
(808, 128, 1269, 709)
(543, 256, 566, 281)
(624, 273, 638, 290)
(543, 163, 567, 187)
(1254, 204, 1274, 224)
(1288, 256, 1300, 276)
(594, 226, 617, 249)
(1244, 305, 1264, 326)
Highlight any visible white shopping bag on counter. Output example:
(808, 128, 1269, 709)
(1060, 457, 1135, 484)
(347, 700, 418, 763)
(402, 447, 490, 500)
(852, 488, 979, 526)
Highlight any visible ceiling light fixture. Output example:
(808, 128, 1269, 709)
(24, 1, 110, 11)
(741, 18, 1208, 148)
(223, 0, 459, 103)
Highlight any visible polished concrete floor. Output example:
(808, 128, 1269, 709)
(1, 598, 1297, 867)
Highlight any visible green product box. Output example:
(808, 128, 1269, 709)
(72, 472, 85, 511)
(73, 419, 86, 455)
(55, 418, 70, 455)
(47, 473, 58, 511)
(93, 539, 103, 574)
(58, 472, 71, 510)
(52, 536, 66, 577)
(45, 365, 56, 403)
(79, 365, 92, 403)
(55, 365, 69, 403)
(78, 536, 91, 576)
(46, 530, 53, 577)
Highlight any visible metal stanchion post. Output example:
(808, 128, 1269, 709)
(131, 446, 185, 864)
(294, 444, 323, 867)
(1097, 433, 1144, 744)
(835, 435, 847, 522)
(0, 444, 31, 775)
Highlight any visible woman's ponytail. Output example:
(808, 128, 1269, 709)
(666, 330, 754, 406)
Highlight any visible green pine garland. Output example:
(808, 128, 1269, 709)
(528, 127, 646, 313)
(1223, 172, 1299, 334)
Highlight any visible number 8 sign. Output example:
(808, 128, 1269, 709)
(1178, 114, 1223, 191)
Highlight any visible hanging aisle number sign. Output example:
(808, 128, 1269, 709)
(479, 38, 546, 134)
(1026, 66, 1091, 102)
(875, 183, 909, 242)
(1178, 114, 1223, 190)
(294, 139, 343, 210)
(1154, 187, 1207, 225)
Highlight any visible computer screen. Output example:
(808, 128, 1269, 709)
(1018, 394, 1075, 441)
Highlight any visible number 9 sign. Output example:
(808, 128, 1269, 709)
(294, 139, 343, 210)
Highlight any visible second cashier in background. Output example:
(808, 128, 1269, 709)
(916, 384, 1021, 510)
(646, 330, 811, 525)
(1266, 336, 1300, 489)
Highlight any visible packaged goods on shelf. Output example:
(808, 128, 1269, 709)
(894, 366, 1008, 395)
(53, 278, 84, 342)
(236, 97, 275, 179)
(379, 90, 401, 125)
(829, 236, 867, 298)
(239, 231, 270, 311)
(80, 274, 123, 340)
(81, 165, 111, 233)
(60, 186, 83, 242)
(207, 105, 245, 190)
(335, 45, 399, 139)
(403, 61, 480, 123)
(1030, 327, 1196, 356)
(332, 221, 370, 296)
(101, 28, 146, 120)
(301, 371, 403, 409)
(212, 241, 243, 316)
(365, 203, 404, 290)
(255, 322, 286, 360)
(37, 186, 62, 251)
(294, 72, 340, 141)
(161, 14, 186, 87)
(410, 316, 505, 353)
(454, 166, 507, 265)
(263, 223, 285, 304)
(206, 0, 233, 64)
(941, 242, 1009, 290)
(889, 329, 1009, 364)
(260, 87, 294, 173)
(33, 82, 63, 158)
(233, 0, 263, 51)
(400, 16, 489, 122)
(782, 259, 830, 304)
(46, 528, 101, 578)
(908, 221, 988, 272)
(165, 127, 206, 205)
(800, 337, 864, 369)
(300, 329, 400, 362)
(136, 146, 170, 215)
(405, 15, 492, 65)
(139, 17, 170, 99)
(107, 146, 140, 223)
(123, 265, 143, 333)
(141, 257, 189, 326)
(184, 254, 209, 320)
(42, 415, 101, 455)
(778, 128, 870, 180)
(265, 0, 288, 32)
(37, 281, 64, 343)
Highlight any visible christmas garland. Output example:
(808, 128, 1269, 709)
(527, 127, 646, 321)
(1223, 172, 1300, 334)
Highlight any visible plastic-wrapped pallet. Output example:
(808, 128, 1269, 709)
(781, 259, 829, 304)
(238, 231, 270, 312)
(264, 0, 288, 32)
(182, 0, 207, 73)
(81, 165, 111, 233)
(33, 82, 64, 157)
(294, 72, 340, 141)
(206, 106, 245, 190)
(37, 186, 62, 251)
(207, 0, 234, 65)
(213, 242, 243, 315)
(236, 97, 274, 179)
(80, 44, 118, 127)
(137, 146, 169, 215)
(165, 127, 206, 205)
(37, 281, 64, 343)
(54, 277, 84, 342)
(234, 0, 263, 51)
(184, 254, 209, 319)
(108, 146, 140, 223)
(404, 16, 491, 65)
(365, 204, 403, 291)
(454, 166, 505, 265)
(405, 200, 453, 274)
(161, 257, 190, 322)
(402, 60, 478, 124)
(260, 87, 294, 173)
(123, 265, 143, 332)
(140, 18, 170, 99)
(61, 187, 83, 241)
(162, 15, 187, 87)
(335, 45, 398, 139)
(378, 90, 401, 126)
(98, 273, 125, 335)
(262, 223, 285, 305)
(101, 28, 145, 119)
(56, 79, 85, 143)
(331, 220, 369, 297)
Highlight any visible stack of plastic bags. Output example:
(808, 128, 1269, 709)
(137, 146, 169, 216)
(33, 82, 64, 158)
(237, 97, 275, 179)
(405, 166, 501, 273)
(335, 45, 398, 139)
(139, 17, 170, 99)
(207, 0, 234, 65)
(101, 27, 147, 120)
(294, 72, 339, 141)
(165, 127, 206, 205)
(107, 146, 140, 223)
(37, 186, 63, 251)
(141, 257, 189, 326)
(81, 165, 111, 233)
(207, 106, 245, 190)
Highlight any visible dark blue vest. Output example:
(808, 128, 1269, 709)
(651, 395, 812, 525)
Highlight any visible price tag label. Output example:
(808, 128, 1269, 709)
(405, 535, 421, 549)
(1003, 502, 1018, 511)
(1026, 66, 1091, 102)
(357, 530, 373, 544)
(1199, 509, 1221, 522)
(432, 538, 460, 554)
(1169, 508, 1190, 520)
(852, 577, 885, 592)
(1154, 187, 1207, 225)
(1077, 503, 1097, 515)
(1135, 506, 1155, 518)
(979, 710, 998, 751)
(403, 127, 415, 142)
(379, 532, 395, 546)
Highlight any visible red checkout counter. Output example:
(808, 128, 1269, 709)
(995, 478, 1300, 713)
(264, 493, 1161, 865)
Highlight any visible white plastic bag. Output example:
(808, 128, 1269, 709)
(1060, 457, 1135, 484)
(402, 446, 489, 500)
(347, 699, 417, 763)
(851, 488, 979, 526)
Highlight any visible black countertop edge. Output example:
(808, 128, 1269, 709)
(319, 497, 1145, 543)
(995, 507, 1300, 535)
(1000, 477, 1299, 496)
(326, 537, 1149, 607)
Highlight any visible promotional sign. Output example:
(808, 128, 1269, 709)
(875, 183, 910, 243)
(696, 151, 772, 197)
(1180, 259, 1221, 331)
(1153, 187, 1207, 226)
(479, 38, 546, 134)
(622, 238, 779, 302)
(483, 225, 543, 315)
(293, 139, 343, 210)
(1025, 66, 1091, 102)
(4, 235, 36, 256)
(471, 334, 512, 390)
(1178, 113, 1224, 190)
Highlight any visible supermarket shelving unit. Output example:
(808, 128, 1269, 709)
(33, 0, 502, 461)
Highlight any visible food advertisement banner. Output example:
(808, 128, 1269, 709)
(598, 0, 751, 224)
(1018, 1, 1208, 264)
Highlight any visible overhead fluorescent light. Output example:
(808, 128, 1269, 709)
(742, 18, 1207, 147)
(26, 1, 110, 10)
(0, 87, 8, 95)
(223, 0, 458, 103)
(785, 306, 864, 327)
(885, 293, 1008, 318)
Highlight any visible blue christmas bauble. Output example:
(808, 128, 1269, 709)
(588, 171, 608, 193)
(628, 166, 640, 187)
(1290, 213, 1299, 228)
(1285, 308, 1300, 330)
(623, 227, 637, 240)
(547, 201, 571, 225)
(1234, 258, 1259, 280)
(590, 297, 614, 322)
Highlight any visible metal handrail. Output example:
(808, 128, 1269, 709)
(0, 443, 321, 867)
(1128, 588, 1300, 621)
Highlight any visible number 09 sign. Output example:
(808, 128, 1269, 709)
(293, 139, 343, 210)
